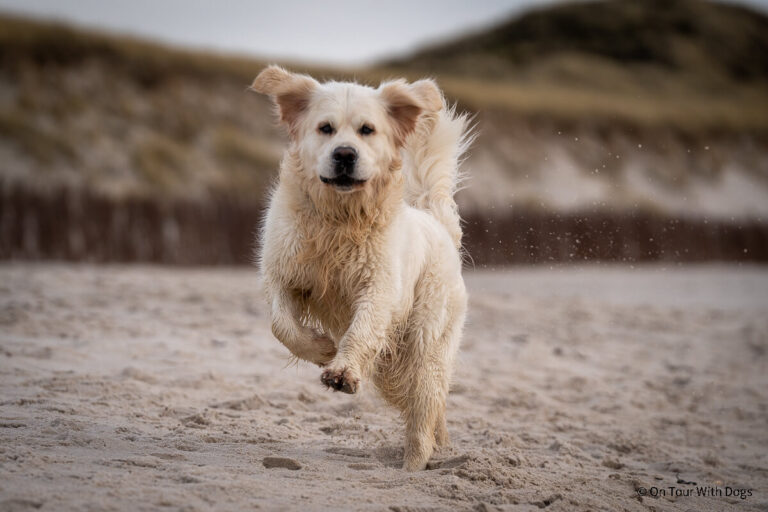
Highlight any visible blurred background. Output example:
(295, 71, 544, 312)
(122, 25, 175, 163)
(1, 0, 767, 266)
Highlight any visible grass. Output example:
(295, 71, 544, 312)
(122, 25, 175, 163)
(212, 126, 280, 171)
(0, 13, 343, 87)
(0, 109, 77, 164)
(3, 11, 767, 134)
(1, 9, 767, 211)
(1, 9, 767, 264)
(437, 75, 768, 132)
(211, 126, 281, 197)
(132, 135, 190, 192)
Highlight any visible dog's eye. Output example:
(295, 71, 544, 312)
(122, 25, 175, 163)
(318, 123, 334, 135)
(359, 124, 374, 136)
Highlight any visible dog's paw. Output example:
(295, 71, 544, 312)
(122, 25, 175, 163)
(320, 367, 359, 394)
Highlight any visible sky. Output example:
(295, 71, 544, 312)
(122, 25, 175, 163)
(1, 0, 767, 66)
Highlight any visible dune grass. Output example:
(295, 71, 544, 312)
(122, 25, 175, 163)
(2, 12, 767, 134)
(437, 76, 768, 132)
(0, 109, 77, 164)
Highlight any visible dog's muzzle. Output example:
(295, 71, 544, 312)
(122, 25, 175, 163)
(320, 146, 366, 189)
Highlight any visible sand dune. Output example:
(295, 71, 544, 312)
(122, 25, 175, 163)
(1, 264, 766, 511)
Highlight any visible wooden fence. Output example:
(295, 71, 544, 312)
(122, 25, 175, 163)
(1, 186, 766, 265)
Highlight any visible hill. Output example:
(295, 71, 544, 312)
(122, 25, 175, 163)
(1, 4, 767, 264)
(384, 0, 768, 130)
(391, 0, 768, 82)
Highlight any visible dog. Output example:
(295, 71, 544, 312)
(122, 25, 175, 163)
(251, 65, 471, 471)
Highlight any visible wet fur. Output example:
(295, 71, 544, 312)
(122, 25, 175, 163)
(252, 66, 471, 470)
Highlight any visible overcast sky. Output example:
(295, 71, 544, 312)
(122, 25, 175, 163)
(1, 0, 767, 66)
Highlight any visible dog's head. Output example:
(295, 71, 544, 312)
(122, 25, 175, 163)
(251, 66, 442, 193)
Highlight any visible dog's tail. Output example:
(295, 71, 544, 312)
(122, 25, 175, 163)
(403, 101, 474, 249)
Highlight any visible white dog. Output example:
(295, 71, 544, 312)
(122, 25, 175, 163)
(251, 66, 471, 470)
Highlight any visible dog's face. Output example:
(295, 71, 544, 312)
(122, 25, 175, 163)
(251, 66, 442, 193)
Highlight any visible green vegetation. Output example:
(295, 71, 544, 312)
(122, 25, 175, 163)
(132, 135, 190, 191)
(383, 0, 768, 131)
(212, 126, 280, 171)
(389, 0, 768, 81)
(1, 1, 767, 203)
(1, 3, 767, 263)
(434, 74, 768, 131)
(0, 108, 76, 164)
(212, 126, 281, 194)
(0, 13, 263, 86)
(2, 1, 767, 134)
(387, 0, 768, 131)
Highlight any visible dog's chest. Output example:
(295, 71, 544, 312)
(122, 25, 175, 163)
(301, 284, 354, 340)
(290, 234, 374, 338)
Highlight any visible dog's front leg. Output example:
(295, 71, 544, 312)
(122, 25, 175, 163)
(268, 287, 336, 366)
(320, 293, 391, 394)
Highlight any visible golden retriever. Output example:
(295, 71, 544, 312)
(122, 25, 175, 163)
(251, 65, 471, 470)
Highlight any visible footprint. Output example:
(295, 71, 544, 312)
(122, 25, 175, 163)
(209, 394, 266, 411)
(0, 498, 44, 511)
(263, 456, 302, 470)
(348, 463, 377, 470)
(150, 452, 187, 461)
(325, 446, 370, 458)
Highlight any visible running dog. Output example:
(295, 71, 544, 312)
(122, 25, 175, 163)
(251, 65, 471, 470)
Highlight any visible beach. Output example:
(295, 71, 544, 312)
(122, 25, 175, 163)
(1, 263, 767, 511)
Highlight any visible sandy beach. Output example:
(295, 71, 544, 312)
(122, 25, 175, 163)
(1, 263, 767, 511)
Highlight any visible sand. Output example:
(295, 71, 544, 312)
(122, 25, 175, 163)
(1, 263, 767, 511)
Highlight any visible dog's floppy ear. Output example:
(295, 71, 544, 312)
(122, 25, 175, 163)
(410, 79, 444, 113)
(250, 65, 318, 136)
(379, 78, 444, 146)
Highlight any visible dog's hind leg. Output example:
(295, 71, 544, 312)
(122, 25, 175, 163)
(403, 347, 456, 470)
(400, 322, 451, 470)
(433, 305, 463, 450)
(401, 278, 465, 470)
(403, 369, 444, 471)
(434, 408, 450, 448)
(429, 287, 467, 458)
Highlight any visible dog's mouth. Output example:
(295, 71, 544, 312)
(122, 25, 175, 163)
(319, 175, 367, 191)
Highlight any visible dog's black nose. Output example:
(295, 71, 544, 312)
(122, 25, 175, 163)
(332, 146, 357, 174)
